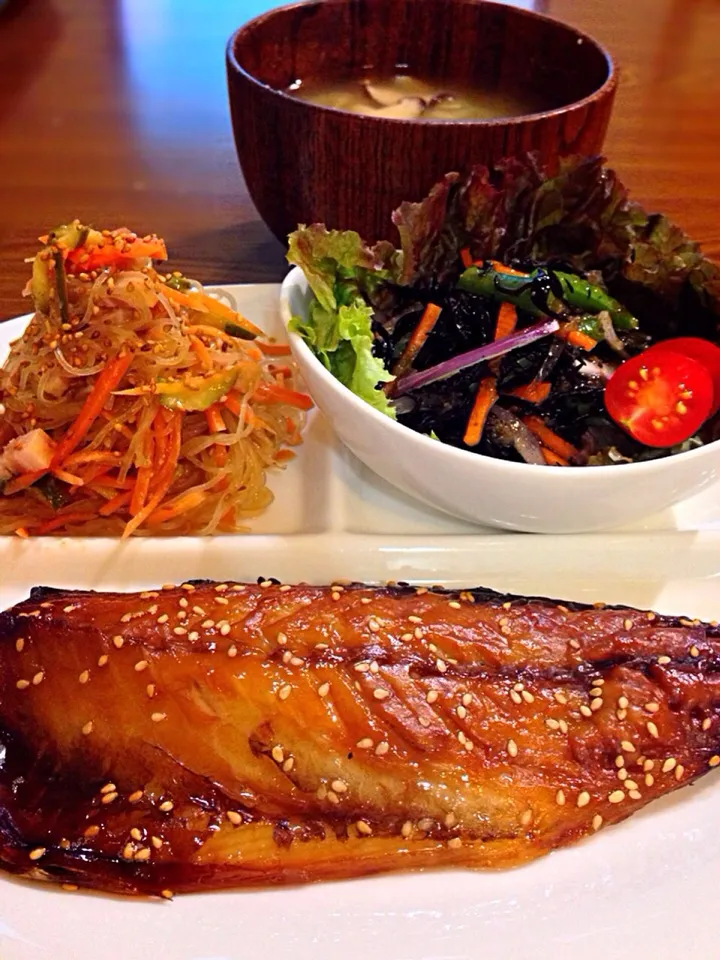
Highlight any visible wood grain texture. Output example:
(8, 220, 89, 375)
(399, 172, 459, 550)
(228, 0, 616, 243)
(0, 0, 718, 321)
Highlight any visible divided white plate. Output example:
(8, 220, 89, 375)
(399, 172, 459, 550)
(0, 285, 718, 960)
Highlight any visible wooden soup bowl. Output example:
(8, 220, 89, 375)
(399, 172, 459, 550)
(227, 0, 617, 244)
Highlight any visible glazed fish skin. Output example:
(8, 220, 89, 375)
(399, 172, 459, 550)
(0, 581, 718, 898)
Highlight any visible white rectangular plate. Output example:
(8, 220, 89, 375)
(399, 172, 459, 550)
(0, 285, 718, 960)
(4, 283, 720, 538)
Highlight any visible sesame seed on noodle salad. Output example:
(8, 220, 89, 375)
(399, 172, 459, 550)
(0, 222, 311, 537)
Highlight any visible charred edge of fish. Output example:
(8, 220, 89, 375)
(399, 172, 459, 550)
(15, 582, 720, 636)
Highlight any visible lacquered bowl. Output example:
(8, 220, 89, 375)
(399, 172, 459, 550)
(280, 267, 720, 534)
(227, 0, 617, 244)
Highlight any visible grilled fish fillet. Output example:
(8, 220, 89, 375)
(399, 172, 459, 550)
(0, 580, 718, 898)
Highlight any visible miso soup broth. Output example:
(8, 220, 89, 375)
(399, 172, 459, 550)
(287, 73, 554, 120)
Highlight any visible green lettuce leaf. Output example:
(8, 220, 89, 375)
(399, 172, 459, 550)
(335, 299, 395, 416)
(287, 153, 720, 418)
(289, 296, 395, 418)
(390, 154, 720, 326)
(287, 223, 398, 312)
(287, 224, 399, 417)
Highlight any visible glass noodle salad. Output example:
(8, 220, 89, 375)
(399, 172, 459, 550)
(0, 223, 311, 536)
(288, 155, 720, 466)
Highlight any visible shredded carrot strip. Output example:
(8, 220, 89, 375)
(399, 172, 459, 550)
(190, 334, 213, 371)
(488, 260, 526, 277)
(274, 449, 296, 463)
(494, 301, 518, 341)
(509, 381, 552, 404)
(393, 303, 443, 377)
(162, 411, 183, 467)
(523, 415, 577, 460)
(152, 407, 171, 463)
(85, 485, 119, 501)
(146, 407, 168, 484)
(149, 411, 177, 483)
(156, 412, 181, 480)
(121, 412, 182, 538)
(67, 238, 167, 272)
(99, 490, 132, 516)
(463, 376, 498, 447)
(213, 445, 229, 467)
(258, 341, 292, 357)
(565, 330, 597, 351)
(147, 488, 206, 525)
(157, 404, 175, 426)
(33, 511, 95, 535)
(162, 286, 263, 338)
(51, 352, 133, 468)
(222, 390, 245, 418)
(3, 470, 46, 495)
(253, 383, 313, 410)
(460, 248, 473, 269)
(194, 293, 253, 328)
(122, 488, 165, 537)
(284, 415, 301, 445)
(85, 473, 133, 491)
(130, 465, 153, 516)
(205, 405, 227, 434)
(74, 462, 119, 486)
(160, 284, 199, 311)
(14, 526, 30, 538)
(541, 446, 569, 466)
(220, 504, 236, 524)
(63, 450, 117, 468)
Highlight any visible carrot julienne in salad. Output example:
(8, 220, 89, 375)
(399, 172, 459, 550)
(288, 156, 720, 468)
(0, 222, 311, 537)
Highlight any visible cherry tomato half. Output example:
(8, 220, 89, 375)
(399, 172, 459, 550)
(604, 351, 714, 447)
(643, 337, 720, 415)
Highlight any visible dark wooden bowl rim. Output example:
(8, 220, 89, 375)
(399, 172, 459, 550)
(227, 0, 618, 128)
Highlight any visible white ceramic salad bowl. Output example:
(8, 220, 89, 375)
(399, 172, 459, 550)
(280, 266, 720, 534)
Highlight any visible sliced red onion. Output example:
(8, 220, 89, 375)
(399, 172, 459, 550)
(489, 406, 546, 465)
(391, 318, 560, 397)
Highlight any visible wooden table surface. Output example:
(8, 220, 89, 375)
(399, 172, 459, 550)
(0, 0, 718, 321)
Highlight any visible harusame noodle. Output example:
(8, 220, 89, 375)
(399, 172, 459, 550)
(0, 223, 310, 536)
